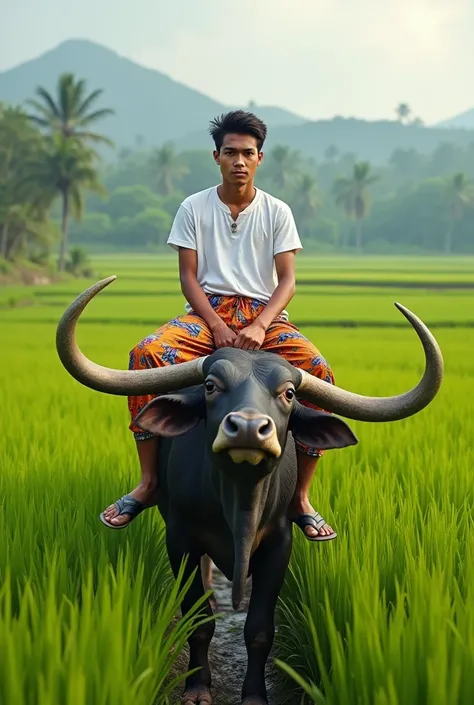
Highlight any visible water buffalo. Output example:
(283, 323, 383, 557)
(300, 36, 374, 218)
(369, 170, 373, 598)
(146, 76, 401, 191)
(56, 276, 444, 705)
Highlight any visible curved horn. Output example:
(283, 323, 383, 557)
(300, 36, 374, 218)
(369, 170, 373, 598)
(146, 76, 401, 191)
(295, 302, 444, 422)
(56, 276, 207, 395)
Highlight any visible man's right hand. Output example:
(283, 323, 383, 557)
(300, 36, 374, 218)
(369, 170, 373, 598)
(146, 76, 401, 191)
(211, 320, 237, 348)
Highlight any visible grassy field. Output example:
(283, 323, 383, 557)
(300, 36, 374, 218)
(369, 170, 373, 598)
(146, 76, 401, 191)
(1, 254, 473, 704)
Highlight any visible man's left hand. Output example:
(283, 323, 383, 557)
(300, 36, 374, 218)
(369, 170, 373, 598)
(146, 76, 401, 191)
(234, 321, 266, 350)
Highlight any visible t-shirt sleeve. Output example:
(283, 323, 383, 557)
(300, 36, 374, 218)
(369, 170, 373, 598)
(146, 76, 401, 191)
(167, 203, 197, 251)
(273, 204, 303, 255)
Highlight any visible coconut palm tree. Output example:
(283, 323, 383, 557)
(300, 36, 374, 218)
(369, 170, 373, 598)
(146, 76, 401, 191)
(293, 174, 320, 235)
(149, 142, 189, 197)
(443, 172, 474, 254)
(395, 103, 411, 124)
(27, 73, 114, 146)
(268, 144, 301, 191)
(324, 144, 339, 162)
(332, 162, 378, 253)
(2, 204, 54, 261)
(0, 105, 49, 260)
(1, 204, 27, 259)
(20, 135, 105, 271)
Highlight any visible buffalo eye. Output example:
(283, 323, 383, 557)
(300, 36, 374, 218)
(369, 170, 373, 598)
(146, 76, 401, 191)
(205, 380, 216, 394)
(284, 388, 295, 401)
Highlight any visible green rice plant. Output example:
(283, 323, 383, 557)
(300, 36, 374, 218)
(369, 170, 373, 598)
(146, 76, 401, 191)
(1, 254, 473, 704)
(275, 328, 474, 705)
(0, 312, 216, 704)
(0, 556, 212, 705)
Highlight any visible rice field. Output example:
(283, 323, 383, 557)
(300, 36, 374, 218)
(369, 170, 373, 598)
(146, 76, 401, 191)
(1, 254, 473, 704)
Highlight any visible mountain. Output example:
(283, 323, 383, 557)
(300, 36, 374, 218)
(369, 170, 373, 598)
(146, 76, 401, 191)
(437, 108, 474, 130)
(1, 39, 474, 164)
(178, 116, 474, 165)
(0, 39, 307, 151)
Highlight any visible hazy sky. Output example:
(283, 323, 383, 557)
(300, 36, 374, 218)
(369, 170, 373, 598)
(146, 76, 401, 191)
(1, 0, 473, 124)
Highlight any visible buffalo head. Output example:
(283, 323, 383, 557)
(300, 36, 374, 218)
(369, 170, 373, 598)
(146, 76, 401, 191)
(133, 347, 358, 482)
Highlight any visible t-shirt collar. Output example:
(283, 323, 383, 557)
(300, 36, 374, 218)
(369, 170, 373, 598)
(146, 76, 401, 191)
(213, 185, 262, 216)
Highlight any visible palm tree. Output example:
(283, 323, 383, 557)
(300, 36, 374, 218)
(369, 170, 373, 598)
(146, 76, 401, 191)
(20, 135, 105, 271)
(443, 172, 474, 254)
(293, 174, 320, 235)
(2, 204, 53, 261)
(1, 204, 26, 259)
(268, 144, 300, 191)
(149, 142, 189, 197)
(332, 162, 378, 253)
(324, 145, 339, 162)
(0, 105, 49, 260)
(395, 103, 411, 124)
(27, 73, 114, 146)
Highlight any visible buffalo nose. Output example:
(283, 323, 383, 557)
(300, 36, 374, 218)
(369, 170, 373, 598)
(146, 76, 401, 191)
(222, 412, 274, 442)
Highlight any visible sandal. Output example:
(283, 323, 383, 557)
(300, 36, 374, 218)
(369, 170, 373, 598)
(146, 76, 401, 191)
(99, 494, 150, 530)
(293, 512, 337, 542)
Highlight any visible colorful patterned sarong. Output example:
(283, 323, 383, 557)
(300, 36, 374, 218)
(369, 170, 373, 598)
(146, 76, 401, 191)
(128, 295, 335, 456)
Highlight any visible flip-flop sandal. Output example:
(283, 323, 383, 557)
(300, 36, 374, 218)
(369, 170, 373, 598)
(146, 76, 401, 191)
(99, 494, 149, 530)
(293, 512, 337, 542)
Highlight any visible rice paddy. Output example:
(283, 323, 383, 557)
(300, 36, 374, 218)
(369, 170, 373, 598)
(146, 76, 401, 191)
(1, 254, 473, 704)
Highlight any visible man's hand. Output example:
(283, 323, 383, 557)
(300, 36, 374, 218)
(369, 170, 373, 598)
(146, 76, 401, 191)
(211, 320, 238, 348)
(234, 321, 266, 351)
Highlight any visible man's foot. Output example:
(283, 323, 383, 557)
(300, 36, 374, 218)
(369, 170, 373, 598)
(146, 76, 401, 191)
(100, 483, 159, 529)
(289, 498, 337, 541)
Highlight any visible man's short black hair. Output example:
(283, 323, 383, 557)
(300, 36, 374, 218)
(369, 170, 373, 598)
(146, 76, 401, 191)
(209, 110, 267, 152)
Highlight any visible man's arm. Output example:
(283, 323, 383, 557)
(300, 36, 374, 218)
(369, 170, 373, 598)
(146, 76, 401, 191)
(234, 251, 297, 350)
(178, 248, 237, 348)
(254, 251, 296, 329)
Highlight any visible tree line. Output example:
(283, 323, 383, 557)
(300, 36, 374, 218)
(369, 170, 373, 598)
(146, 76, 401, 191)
(1, 73, 474, 277)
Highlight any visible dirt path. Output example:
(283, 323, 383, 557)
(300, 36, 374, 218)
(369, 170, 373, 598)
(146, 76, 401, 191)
(169, 564, 287, 705)
(207, 565, 284, 705)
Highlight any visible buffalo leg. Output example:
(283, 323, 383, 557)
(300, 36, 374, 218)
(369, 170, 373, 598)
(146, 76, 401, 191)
(201, 555, 217, 611)
(166, 529, 215, 701)
(241, 526, 292, 704)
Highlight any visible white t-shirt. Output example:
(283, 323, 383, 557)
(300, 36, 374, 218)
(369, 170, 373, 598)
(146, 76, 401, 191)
(167, 186, 302, 318)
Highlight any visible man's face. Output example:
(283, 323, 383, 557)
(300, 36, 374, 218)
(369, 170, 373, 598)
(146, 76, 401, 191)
(213, 133, 263, 186)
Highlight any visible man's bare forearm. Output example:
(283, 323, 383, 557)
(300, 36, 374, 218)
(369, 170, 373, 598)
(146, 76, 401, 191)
(254, 275, 296, 330)
(180, 273, 223, 330)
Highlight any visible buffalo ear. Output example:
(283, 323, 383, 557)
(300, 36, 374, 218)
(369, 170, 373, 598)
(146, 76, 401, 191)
(134, 390, 205, 437)
(290, 404, 358, 450)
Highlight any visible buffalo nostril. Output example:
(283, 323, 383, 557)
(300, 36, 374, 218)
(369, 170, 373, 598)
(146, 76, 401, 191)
(222, 413, 274, 441)
(256, 419, 272, 438)
(223, 414, 241, 436)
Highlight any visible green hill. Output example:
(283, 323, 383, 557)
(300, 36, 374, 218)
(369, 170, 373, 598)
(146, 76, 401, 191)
(1, 38, 474, 163)
(0, 39, 306, 151)
(262, 117, 474, 164)
(437, 108, 474, 130)
(177, 115, 474, 164)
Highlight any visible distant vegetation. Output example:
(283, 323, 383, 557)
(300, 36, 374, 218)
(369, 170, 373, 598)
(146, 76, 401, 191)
(2, 71, 474, 282)
(0, 73, 112, 277)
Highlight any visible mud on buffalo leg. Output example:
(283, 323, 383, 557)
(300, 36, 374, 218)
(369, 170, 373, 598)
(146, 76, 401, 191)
(166, 528, 215, 698)
(241, 525, 293, 704)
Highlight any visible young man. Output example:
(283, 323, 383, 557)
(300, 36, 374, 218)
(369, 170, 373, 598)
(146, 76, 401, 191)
(101, 110, 336, 541)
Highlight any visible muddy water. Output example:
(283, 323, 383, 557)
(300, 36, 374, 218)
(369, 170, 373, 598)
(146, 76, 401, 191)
(206, 564, 285, 705)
